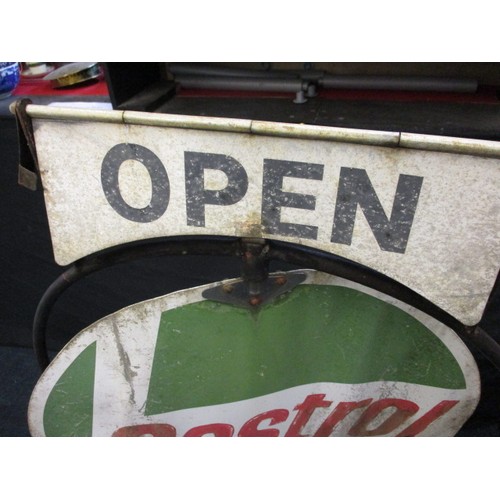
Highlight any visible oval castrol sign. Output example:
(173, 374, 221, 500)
(28, 270, 480, 437)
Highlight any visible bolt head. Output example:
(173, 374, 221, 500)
(249, 296, 262, 307)
(275, 276, 288, 286)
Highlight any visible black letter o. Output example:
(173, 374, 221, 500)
(101, 143, 169, 222)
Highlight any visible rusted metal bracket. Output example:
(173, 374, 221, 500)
(202, 271, 307, 310)
(202, 238, 307, 309)
(11, 98, 39, 190)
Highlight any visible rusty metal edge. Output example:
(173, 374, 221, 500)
(24, 103, 500, 158)
(400, 133, 500, 158)
(124, 110, 252, 132)
(24, 103, 125, 124)
(249, 120, 400, 146)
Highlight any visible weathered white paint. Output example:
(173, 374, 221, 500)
(28, 271, 481, 437)
(31, 107, 500, 325)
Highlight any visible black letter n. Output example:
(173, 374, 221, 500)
(331, 167, 423, 253)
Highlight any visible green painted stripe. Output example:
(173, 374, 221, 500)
(146, 285, 466, 416)
(43, 342, 96, 437)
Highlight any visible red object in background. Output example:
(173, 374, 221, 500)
(13, 76, 109, 97)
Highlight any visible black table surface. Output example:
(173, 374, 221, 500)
(157, 94, 500, 141)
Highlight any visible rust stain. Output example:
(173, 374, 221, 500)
(237, 211, 264, 238)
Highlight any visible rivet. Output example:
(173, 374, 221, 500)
(275, 276, 288, 286)
(249, 296, 262, 306)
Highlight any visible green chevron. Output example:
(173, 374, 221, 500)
(145, 285, 465, 416)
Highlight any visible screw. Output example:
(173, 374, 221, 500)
(249, 296, 262, 307)
(293, 90, 307, 104)
(307, 84, 317, 97)
(275, 276, 288, 286)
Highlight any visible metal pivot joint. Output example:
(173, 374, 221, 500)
(241, 238, 270, 304)
(202, 238, 306, 309)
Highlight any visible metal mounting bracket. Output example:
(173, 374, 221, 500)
(11, 98, 39, 191)
(202, 238, 307, 309)
(202, 270, 307, 310)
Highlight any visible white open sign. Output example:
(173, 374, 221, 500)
(30, 106, 500, 326)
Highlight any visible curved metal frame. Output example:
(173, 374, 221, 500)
(33, 236, 500, 371)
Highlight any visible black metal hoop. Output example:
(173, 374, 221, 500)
(33, 236, 500, 371)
